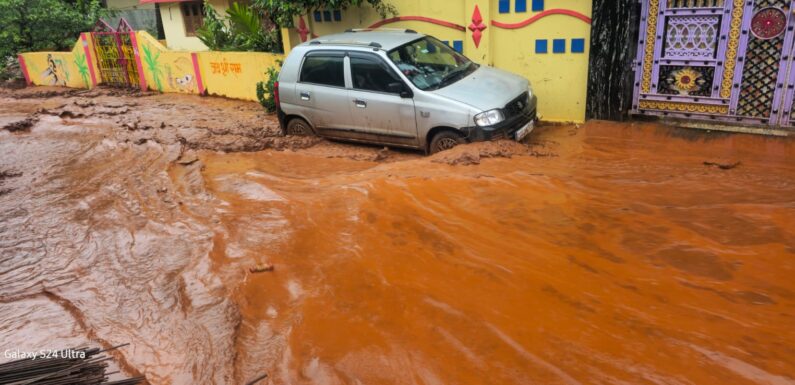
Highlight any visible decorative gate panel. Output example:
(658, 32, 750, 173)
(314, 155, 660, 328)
(633, 0, 795, 127)
(93, 33, 129, 86)
(91, 19, 141, 89)
(735, 0, 790, 120)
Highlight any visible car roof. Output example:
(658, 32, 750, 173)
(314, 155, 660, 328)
(303, 30, 425, 51)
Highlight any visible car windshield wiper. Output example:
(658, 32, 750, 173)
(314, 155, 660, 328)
(438, 62, 473, 87)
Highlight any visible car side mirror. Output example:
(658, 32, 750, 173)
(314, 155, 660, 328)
(388, 82, 412, 98)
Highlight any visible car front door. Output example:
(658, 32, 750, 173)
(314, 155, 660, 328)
(294, 51, 357, 139)
(347, 52, 418, 147)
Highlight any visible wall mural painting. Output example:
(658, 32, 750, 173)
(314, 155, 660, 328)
(41, 54, 69, 86)
(634, 0, 795, 127)
(165, 57, 197, 93)
(73, 53, 90, 88)
(142, 44, 163, 92)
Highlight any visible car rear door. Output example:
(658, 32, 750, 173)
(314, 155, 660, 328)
(346, 52, 418, 147)
(294, 51, 357, 138)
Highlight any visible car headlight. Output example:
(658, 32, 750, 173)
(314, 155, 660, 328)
(474, 109, 505, 127)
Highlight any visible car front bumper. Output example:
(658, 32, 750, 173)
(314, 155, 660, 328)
(461, 93, 538, 142)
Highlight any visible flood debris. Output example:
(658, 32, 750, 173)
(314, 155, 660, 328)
(703, 160, 741, 170)
(2, 116, 38, 132)
(0, 170, 22, 180)
(0, 345, 144, 385)
(249, 263, 275, 273)
(176, 149, 199, 165)
(0, 170, 22, 196)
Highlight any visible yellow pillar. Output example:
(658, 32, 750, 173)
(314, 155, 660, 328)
(463, 0, 491, 66)
(280, 27, 293, 55)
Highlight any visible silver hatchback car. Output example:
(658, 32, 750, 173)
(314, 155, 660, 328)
(275, 29, 537, 153)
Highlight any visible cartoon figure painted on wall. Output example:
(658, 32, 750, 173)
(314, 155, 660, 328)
(41, 54, 69, 86)
(165, 57, 196, 93)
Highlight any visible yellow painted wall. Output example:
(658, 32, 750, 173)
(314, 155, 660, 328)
(137, 31, 200, 94)
(20, 33, 99, 89)
(489, 0, 592, 122)
(20, 30, 285, 104)
(197, 51, 282, 101)
(158, 0, 227, 51)
(283, 0, 592, 122)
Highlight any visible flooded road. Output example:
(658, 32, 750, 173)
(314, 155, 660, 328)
(1, 87, 794, 384)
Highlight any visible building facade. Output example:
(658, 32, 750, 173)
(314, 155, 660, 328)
(140, 0, 229, 51)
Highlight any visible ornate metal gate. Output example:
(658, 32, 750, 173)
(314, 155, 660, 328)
(91, 19, 141, 88)
(632, 0, 795, 127)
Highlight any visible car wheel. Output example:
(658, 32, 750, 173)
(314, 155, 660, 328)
(429, 131, 465, 154)
(286, 117, 314, 136)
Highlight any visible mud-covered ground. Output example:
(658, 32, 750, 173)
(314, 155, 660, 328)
(1, 87, 794, 385)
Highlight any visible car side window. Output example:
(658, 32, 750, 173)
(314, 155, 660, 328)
(350, 56, 403, 93)
(300, 55, 345, 87)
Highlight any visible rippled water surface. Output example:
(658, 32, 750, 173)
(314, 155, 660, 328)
(1, 89, 794, 384)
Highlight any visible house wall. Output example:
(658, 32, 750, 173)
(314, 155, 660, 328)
(196, 51, 283, 100)
(105, 0, 159, 36)
(158, 0, 228, 51)
(281, 0, 593, 122)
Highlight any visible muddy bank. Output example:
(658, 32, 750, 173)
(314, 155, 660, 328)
(1, 87, 795, 384)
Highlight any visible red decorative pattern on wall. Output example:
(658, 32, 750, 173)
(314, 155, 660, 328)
(297, 16, 310, 42)
(17, 55, 31, 86)
(469, 5, 487, 48)
(80, 33, 98, 87)
(492, 9, 592, 29)
(368, 16, 466, 31)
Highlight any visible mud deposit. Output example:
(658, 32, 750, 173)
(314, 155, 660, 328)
(1, 87, 794, 384)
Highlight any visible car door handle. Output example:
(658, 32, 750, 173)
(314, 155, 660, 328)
(300, 92, 310, 101)
(354, 99, 367, 108)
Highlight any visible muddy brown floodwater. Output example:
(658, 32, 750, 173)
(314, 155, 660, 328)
(1, 87, 794, 385)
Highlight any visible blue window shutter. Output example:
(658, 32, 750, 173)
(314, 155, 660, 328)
(333, 10, 341, 21)
(571, 38, 585, 53)
(442, 40, 450, 46)
(535, 39, 547, 54)
(532, 0, 544, 11)
(453, 40, 463, 53)
(553, 39, 566, 53)
(515, 0, 527, 12)
(498, 0, 510, 13)
(323, 10, 332, 21)
(313, 11, 321, 22)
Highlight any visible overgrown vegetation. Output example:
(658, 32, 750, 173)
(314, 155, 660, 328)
(256, 64, 281, 113)
(196, 2, 281, 52)
(253, 0, 398, 28)
(197, 0, 398, 52)
(0, 0, 107, 78)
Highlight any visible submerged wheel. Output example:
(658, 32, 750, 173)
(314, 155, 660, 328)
(285, 117, 314, 136)
(429, 131, 465, 154)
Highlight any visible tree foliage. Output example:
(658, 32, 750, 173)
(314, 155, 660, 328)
(0, 0, 106, 64)
(196, 2, 281, 52)
(253, 0, 398, 28)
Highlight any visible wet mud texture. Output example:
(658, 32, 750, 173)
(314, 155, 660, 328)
(1, 87, 795, 385)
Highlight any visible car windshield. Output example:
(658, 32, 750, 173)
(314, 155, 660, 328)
(387, 37, 478, 91)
